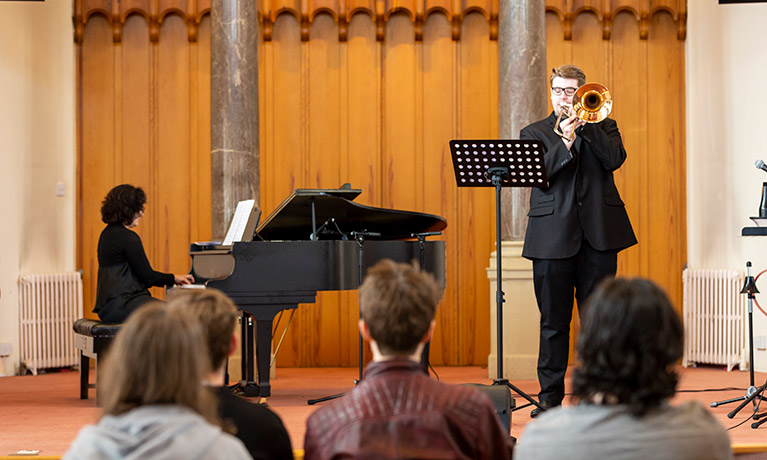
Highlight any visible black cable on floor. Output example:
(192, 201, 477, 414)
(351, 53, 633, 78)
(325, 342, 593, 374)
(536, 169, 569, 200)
(429, 363, 439, 381)
(677, 387, 747, 393)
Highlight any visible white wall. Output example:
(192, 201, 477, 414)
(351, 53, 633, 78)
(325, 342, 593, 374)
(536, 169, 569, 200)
(687, 1, 767, 371)
(0, 1, 76, 376)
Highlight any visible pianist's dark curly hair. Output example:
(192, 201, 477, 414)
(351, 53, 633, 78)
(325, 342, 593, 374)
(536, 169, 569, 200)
(101, 184, 146, 225)
(572, 277, 683, 417)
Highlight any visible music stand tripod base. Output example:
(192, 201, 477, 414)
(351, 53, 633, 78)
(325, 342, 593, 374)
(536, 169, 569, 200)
(449, 139, 547, 414)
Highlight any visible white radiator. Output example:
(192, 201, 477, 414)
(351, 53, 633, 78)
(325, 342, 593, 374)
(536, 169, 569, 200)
(682, 268, 746, 371)
(18, 272, 82, 375)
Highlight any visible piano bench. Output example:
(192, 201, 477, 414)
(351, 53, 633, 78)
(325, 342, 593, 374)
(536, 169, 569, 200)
(73, 318, 122, 403)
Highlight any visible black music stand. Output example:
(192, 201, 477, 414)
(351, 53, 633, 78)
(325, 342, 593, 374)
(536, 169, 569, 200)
(449, 139, 547, 412)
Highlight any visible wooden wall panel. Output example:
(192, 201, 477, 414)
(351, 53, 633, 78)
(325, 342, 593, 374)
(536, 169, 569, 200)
(263, 15, 311, 366)
(155, 15, 193, 281)
(307, 14, 348, 366)
(263, 15, 304, 211)
(457, 12, 495, 365)
(78, 2, 687, 367)
(571, 12, 607, 84)
(611, 11, 648, 280)
(383, 14, 419, 211)
(79, 16, 115, 316)
(346, 15, 382, 207)
(120, 15, 153, 282)
(338, 14, 383, 367)
(121, 17, 152, 196)
(421, 13, 456, 366)
(646, 10, 686, 310)
(192, 16, 212, 243)
(545, 12, 566, 114)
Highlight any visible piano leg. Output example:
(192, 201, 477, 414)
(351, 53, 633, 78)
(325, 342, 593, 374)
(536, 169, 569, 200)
(234, 305, 298, 398)
(238, 313, 260, 397)
(255, 319, 273, 398)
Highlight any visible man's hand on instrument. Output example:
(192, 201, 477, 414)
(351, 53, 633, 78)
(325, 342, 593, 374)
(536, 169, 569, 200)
(559, 114, 586, 150)
(174, 274, 195, 285)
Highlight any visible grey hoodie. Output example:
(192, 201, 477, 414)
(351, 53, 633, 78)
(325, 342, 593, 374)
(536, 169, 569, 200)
(63, 405, 252, 460)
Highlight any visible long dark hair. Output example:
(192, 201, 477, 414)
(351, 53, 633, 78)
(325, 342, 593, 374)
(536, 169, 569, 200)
(571, 278, 683, 416)
(100, 184, 146, 225)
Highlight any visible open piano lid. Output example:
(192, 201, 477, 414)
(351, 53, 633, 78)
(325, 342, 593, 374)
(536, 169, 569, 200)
(256, 186, 447, 241)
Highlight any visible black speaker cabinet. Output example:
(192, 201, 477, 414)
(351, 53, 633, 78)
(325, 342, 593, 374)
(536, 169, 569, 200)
(463, 383, 515, 434)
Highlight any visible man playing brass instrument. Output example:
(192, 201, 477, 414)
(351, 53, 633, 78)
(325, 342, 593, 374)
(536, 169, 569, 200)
(519, 64, 637, 418)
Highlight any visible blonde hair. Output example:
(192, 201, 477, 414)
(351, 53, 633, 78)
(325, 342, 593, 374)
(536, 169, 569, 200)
(98, 302, 219, 426)
(167, 289, 239, 371)
(550, 64, 586, 87)
(359, 259, 440, 356)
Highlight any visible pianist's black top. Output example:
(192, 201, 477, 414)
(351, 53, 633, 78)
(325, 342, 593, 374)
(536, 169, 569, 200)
(93, 223, 174, 323)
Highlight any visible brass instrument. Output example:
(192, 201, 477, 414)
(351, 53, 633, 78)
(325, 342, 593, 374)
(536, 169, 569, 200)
(553, 83, 613, 141)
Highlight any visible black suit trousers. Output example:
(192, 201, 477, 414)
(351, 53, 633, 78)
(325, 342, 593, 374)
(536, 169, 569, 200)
(532, 239, 617, 405)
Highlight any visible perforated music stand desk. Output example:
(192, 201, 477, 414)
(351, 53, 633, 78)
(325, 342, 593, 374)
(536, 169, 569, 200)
(449, 139, 547, 412)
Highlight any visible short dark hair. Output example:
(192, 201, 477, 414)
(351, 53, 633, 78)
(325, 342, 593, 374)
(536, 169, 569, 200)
(101, 184, 146, 225)
(550, 64, 586, 87)
(168, 289, 239, 371)
(572, 278, 683, 416)
(359, 260, 440, 356)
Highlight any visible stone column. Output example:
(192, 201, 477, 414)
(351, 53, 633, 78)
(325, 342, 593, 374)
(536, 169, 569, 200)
(490, 1, 547, 380)
(498, 0, 547, 240)
(210, 0, 260, 240)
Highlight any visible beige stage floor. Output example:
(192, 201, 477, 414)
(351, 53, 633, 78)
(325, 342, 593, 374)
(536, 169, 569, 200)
(1, 365, 766, 456)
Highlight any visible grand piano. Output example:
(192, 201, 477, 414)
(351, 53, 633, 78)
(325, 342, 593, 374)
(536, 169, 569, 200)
(189, 185, 447, 397)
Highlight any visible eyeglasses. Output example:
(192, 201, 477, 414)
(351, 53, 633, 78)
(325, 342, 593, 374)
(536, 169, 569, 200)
(551, 87, 577, 96)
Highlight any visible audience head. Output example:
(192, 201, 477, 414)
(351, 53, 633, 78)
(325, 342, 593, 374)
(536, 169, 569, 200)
(572, 277, 683, 416)
(549, 64, 586, 88)
(99, 302, 218, 424)
(359, 259, 440, 357)
(101, 184, 146, 226)
(168, 289, 238, 372)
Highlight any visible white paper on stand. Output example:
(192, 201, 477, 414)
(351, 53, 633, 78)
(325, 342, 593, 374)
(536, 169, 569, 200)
(223, 199, 256, 246)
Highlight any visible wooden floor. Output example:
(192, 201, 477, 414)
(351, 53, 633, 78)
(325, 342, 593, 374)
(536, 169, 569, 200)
(1, 365, 767, 456)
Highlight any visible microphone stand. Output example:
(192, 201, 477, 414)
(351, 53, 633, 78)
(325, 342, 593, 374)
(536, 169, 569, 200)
(412, 231, 442, 373)
(711, 262, 767, 420)
(307, 231, 380, 405)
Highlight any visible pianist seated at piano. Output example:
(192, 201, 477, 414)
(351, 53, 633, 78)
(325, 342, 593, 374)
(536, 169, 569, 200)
(93, 184, 194, 324)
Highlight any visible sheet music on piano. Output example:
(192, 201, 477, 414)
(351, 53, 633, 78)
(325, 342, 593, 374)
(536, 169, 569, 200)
(223, 200, 260, 246)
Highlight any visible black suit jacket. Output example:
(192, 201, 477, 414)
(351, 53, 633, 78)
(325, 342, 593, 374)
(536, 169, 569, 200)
(215, 387, 294, 460)
(520, 112, 637, 260)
